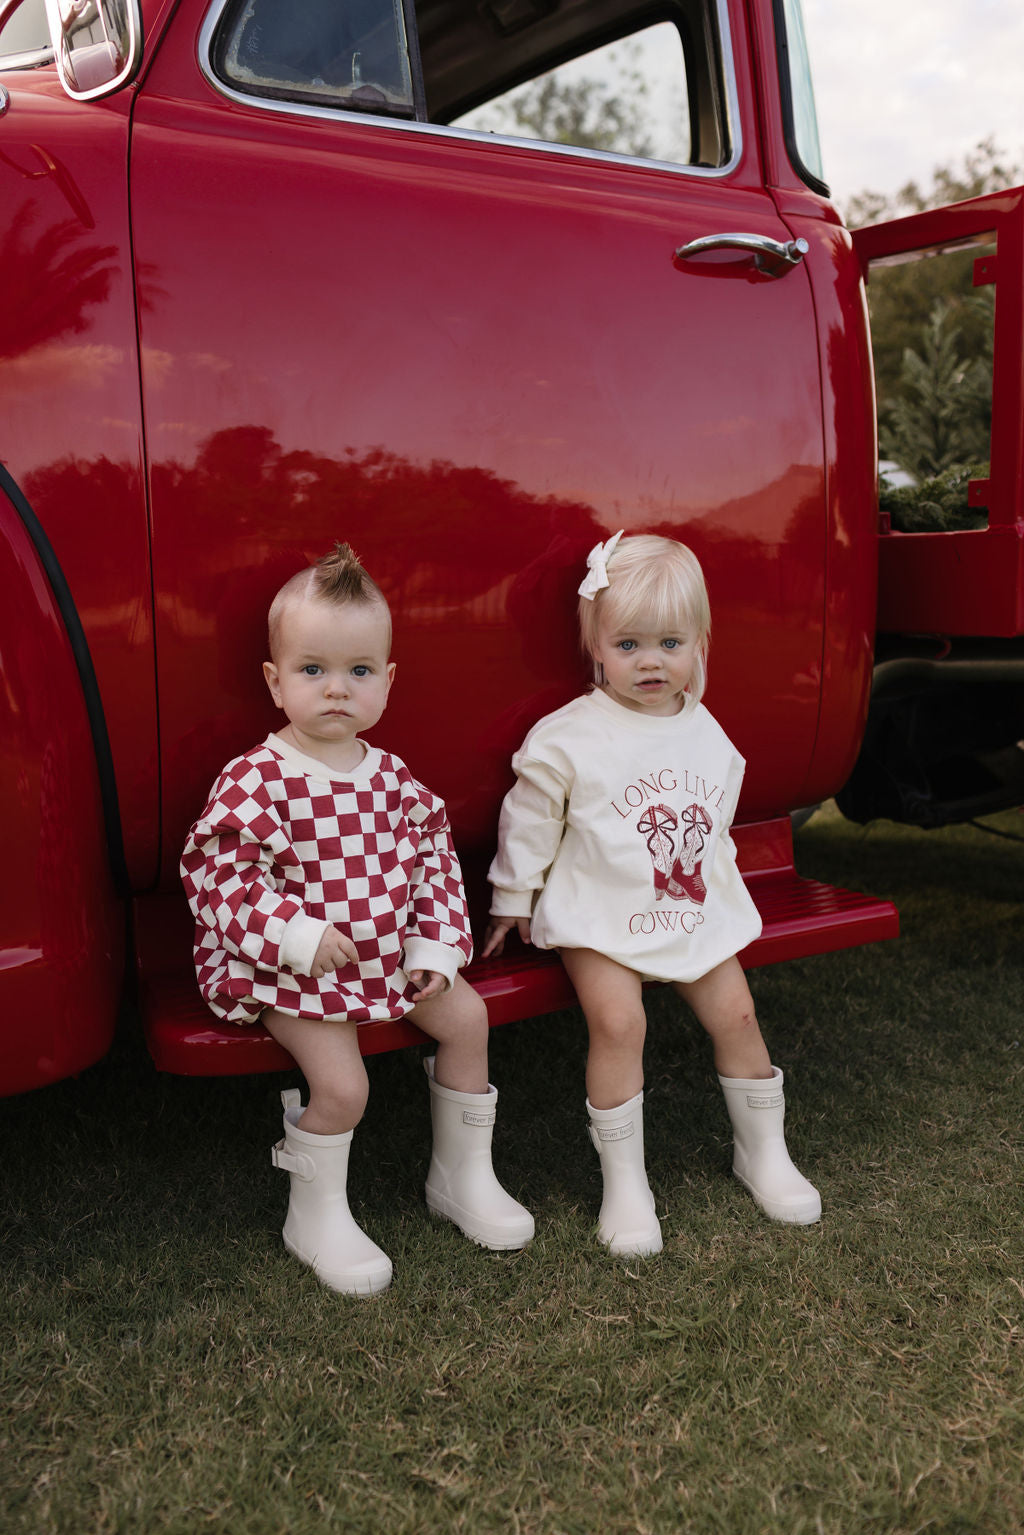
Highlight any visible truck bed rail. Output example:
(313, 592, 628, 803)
(854, 186, 1024, 638)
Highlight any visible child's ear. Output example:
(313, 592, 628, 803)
(384, 661, 396, 698)
(262, 660, 282, 708)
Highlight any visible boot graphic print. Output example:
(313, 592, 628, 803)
(636, 802, 712, 904)
(636, 802, 684, 901)
(670, 803, 712, 904)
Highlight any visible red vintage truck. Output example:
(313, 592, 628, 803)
(2, 0, 1021, 1096)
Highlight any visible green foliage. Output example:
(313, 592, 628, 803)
(880, 463, 989, 534)
(880, 294, 993, 483)
(866, 251, 995, 425)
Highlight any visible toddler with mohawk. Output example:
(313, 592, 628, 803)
(182, 543, 533, 1295)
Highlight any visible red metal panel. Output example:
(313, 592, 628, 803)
(0, 68, 159, 885)
(878, 524, 1024, 637)
(0, 503, 123, 1096)
(773, 207, 881, 808)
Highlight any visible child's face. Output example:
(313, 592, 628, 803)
(263, 597, 395, 765)
(593, 615, 699, 716)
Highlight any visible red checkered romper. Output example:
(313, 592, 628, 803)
(181, 735, 473, 1024)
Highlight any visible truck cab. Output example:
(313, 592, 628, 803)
(3, 0, 1015, 1094)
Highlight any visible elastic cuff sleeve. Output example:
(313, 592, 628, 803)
(488, 887, 535, 919)
(402, 938, 463, 990)
(279, 912, 332, 975)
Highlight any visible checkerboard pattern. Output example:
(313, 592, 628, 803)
(181, 744, 472, 1025)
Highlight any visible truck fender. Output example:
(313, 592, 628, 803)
(0, 471, 124, 1095)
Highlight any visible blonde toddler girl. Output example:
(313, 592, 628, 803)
(482, 531, 820, 1256)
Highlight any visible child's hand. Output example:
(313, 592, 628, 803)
(310, 925, 359, 978)
(407, 969, 447, 1002)
(481, 916, 532, 959)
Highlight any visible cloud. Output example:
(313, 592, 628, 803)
(803, 0, 1024, 203)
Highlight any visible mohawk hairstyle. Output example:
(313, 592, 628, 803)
(311, 542, 386, 606)
(267, 542, 391, 659)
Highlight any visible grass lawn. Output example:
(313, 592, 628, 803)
(2, 806, 1022, 1534)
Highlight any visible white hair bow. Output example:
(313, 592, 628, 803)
(577, 529, 625, 601)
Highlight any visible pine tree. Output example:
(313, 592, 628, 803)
(881, 298, 991, 479)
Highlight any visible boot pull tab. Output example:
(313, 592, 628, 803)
(271, 1138, 316, 1180)
(281, 1088, 302, 1111)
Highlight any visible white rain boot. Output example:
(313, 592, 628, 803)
(717, 1066, 821, 1224)
(423, 1058, 534, 1250)
(270, 1089, 393, 1295)
(587, 1091, 663, 1257)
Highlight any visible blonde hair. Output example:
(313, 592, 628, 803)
(578, 534, 711, 704)
(268, 542, 391, 659)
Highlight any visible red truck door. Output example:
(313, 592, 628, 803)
(129, 0, 832, 881)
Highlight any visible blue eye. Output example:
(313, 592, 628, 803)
(302, 665, 322, 676)
(663, 638, 679, 650)
(618, 639, 637, 652)
(352, 665, 370, 677)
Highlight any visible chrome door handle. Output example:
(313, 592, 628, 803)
(674, 233, 809, 277)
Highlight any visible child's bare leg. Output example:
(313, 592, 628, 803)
(263, 1009, 393, 1294)
(262, 1009, 368, 1135)
(675, 958, 819, 1223)
(672, 956, 772, 1080)
(408, 975, 489, 1094)
(561, 947, 660, 1256)
(560, 948, 646, 1108)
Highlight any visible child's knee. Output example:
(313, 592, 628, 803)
(415, 977, 489, 1045)
(453, 981, 489, 1041)
(314, 1074, 369, 1125)
(700, 1001, 761, 1042)
(588, 1005, 647, 1052)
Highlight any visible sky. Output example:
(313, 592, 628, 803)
(802, 0, 1024, 208)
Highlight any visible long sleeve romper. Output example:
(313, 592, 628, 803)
(488, 689, 762, 982)
(181, 733, 473, 1024)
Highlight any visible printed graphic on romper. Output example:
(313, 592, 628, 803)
(610, 767, 725, 935)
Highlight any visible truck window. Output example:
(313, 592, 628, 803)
(773, 0, 827, 194)
(208, 0, 733, 173)
(0, 0, 52, 67)
(450, 24, 694, 168)
(210, 0, 419, 116)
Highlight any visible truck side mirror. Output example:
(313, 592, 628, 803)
(43, 0, 142, 101)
